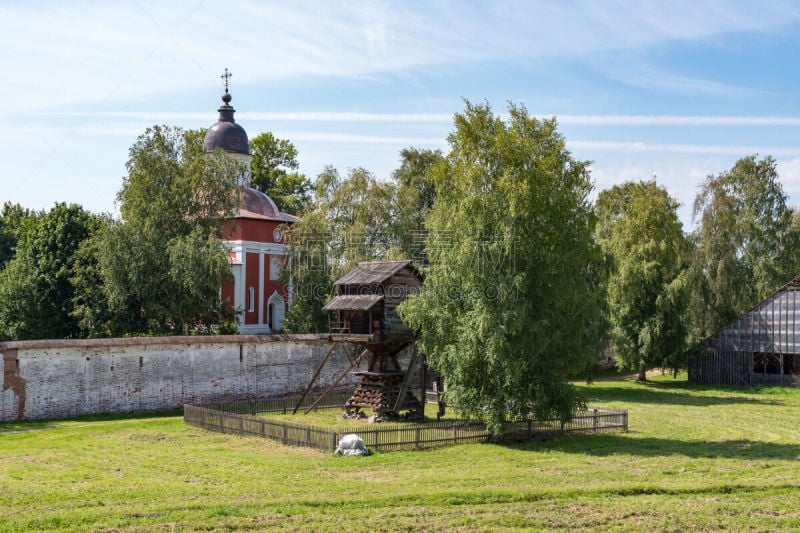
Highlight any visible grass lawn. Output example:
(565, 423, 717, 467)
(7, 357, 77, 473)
(3, 374, 800, 531)
(257, 404, 462, 430)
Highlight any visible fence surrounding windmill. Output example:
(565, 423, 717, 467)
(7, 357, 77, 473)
(184, 393, 628, 452)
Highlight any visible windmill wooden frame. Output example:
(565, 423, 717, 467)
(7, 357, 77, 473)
(295, 260, 425, 420)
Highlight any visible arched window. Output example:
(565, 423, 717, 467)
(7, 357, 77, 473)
(267, 291, 285, 331)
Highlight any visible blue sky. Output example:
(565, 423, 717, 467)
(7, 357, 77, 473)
(2, 1, 800, 228)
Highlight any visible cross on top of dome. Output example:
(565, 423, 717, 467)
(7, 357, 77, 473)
(221, 68, 232, 92)
(203, 67, 249, 155)
(221, 68, 232, 104)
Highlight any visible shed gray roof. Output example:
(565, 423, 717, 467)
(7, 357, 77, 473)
(333, 260, 421, 286)
(702, 274, 800, 345)
(322, 294, 384, 311)
(701, 275, 800, 353)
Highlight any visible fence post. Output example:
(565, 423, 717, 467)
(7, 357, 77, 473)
(527, 419, 532, 439)
(374, 430, 379, 450)
(415, 426, 420, 448)
(593, 409, 598, 433)
(261, 418, 266, 437)
(453, 422, 457, 444)
(283, 399, 287, 414)
(333, 431, 339, 451)
(283, 423, 288, 444)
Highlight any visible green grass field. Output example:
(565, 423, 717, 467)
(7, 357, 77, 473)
(3, 374, 800, 531)
(257, 403, 462, 430)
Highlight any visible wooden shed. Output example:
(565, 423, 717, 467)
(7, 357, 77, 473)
(323, 260, 423, 340)
(312, 260, 425, 420)
(689, 277, 800, 387)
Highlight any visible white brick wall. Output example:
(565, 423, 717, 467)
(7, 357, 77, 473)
(0, 335, 387, 421)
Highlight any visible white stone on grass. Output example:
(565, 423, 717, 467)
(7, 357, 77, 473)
(335, 434, 370, 456)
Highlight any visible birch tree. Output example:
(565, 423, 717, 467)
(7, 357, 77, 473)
(399, 101, 603, 430)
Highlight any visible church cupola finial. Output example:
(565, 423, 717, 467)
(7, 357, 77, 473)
(221, 68, 232, 105)
(203, 68, 249, 155)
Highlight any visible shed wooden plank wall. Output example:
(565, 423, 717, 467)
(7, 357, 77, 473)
(383, 271, 422, 308)
(688, 350, 751, 386)
(381, 267, 422, 336)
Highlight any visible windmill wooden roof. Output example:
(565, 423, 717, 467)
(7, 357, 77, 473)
(322, 294, 384, 311)
(333, 260, 421, 286)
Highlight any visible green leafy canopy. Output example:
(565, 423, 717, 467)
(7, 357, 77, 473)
(399, 101, 604, 431)
(249, 132, 312, 215)
(596, 180, 690, 379)
(96, 125, 244, 335)
(688, 155, 800, 340)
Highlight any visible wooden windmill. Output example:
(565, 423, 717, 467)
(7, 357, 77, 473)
(294, 260, 425, 421)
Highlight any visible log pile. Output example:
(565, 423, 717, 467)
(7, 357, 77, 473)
(345, 372, 421, 416)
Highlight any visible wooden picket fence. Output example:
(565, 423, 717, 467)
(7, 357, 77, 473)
(184, 394, 627, 452)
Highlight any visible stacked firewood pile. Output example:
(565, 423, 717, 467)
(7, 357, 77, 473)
(345, 372, 421, 417)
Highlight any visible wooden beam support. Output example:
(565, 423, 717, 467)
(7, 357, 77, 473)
(292, 342, 339, 414)
(393, 344, 418, 413)
(304, 348, 370, 414)
(418, 349, 426, 420)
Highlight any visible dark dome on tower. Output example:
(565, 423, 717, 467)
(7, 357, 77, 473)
(204, 91, 250, 155)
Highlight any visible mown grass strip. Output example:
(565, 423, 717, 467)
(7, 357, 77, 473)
(4, 374, 800, 531)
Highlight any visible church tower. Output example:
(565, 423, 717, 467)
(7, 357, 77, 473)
(207, 69, 297, 334)
(203, 69, 252, 186)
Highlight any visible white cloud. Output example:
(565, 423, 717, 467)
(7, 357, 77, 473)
(3, 1, 800, 112)
(33, 110, 800, 127)
(282, 132, 445, 146)
(600, 65, 766, 97)
(556, 115, 800, 127)
(38, 111, 455, 123)
(778, 157, 800, 201)
(588, 160, 721, 230)
(570, 141, 800, 157)
(779, 158, 800, 181)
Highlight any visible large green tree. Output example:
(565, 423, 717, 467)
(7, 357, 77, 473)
(0, 203, 100, 340)
(390, 147, 443, 261)
(282, 148, 442, 334)
(282, 165, 396, 333)
(399, 101, 604, 431)
(282, 209, 332, 333)
(69, 216, 116, 338)
(688, 155, 799, 340)
(97, 125, 243, 335)
(596, 181, 690, 381)
(315, 165, 396, 274)
(249, 132, 312, 215)
(0, 202, 32, 269)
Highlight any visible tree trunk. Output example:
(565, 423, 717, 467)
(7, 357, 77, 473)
(637, 364, 647, 382)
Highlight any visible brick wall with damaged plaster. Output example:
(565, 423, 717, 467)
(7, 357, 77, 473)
(0, 335, 386, 422)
